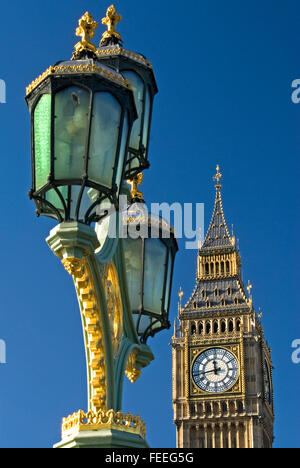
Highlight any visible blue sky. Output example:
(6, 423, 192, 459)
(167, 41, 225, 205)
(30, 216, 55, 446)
(0, 0, 299, 448)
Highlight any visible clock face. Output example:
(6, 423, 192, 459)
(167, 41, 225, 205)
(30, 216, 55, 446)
(192, 348, 239, 393)
(264, 360, 272, 405)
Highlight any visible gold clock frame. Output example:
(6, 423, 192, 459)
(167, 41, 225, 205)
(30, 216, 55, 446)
(187, 337, 245, 401)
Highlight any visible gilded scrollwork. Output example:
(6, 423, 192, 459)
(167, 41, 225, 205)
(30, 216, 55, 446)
(102, 262, 123, 358)
(62, 257, 107, 412)
(125, 351, 142, 383)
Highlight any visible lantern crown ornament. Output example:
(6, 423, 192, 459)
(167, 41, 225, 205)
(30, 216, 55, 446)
(97, 5, 158, 180)
(101, 5, 123, 47)
(72, 12, 98, 60)
(26, 11, 137, 225)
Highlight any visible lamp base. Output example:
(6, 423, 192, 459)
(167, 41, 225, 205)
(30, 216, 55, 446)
(54, 429, 149, 449)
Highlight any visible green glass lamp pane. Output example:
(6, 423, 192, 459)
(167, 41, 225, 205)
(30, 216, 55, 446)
(143, 239, 167, 315)
(123, 71, 144, 150)
(45, 186, 68, 213)
(54, 87, 90, 180)
(89, 92, 121, 188)
(34, 94, 51, 190)
(123, 237, 143, 312)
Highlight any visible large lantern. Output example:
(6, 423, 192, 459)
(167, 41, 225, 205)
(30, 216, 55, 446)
(97, 5, 158, 180)
(121, 184, 178, 343)
(25, 12, 137, 224)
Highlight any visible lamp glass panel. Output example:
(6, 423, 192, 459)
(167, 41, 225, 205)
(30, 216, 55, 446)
(115, 112, 128, 190)
(69, 186, 94, 221)
(143, 239, 167, 315)
(123, 237, 143, 312)
(142, 86, 151, 148)
(138, 315, 152, 336)
(45, 186, 68, 213)
(164, 251, 173, 312)
(34, 94, 51, 190)
(54, 86, 89, 180)
(89, 92, 121, 188)
(122, 71, 144, 150)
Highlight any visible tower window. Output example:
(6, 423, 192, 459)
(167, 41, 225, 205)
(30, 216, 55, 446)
(213, 322, 218, 334)
(206, 322, 211, 334)
(221, 262, 225, 274)
(229, 320, 234, 332)
(221, 321, 226, 333)
(205, 263, 210, 276)
(199, 323, 203, 334)
(226, 261, 230, 274)
(216, 262, 219, 274)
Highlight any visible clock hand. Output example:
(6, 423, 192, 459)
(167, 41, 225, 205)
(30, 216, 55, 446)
(193, 369, 216, 376)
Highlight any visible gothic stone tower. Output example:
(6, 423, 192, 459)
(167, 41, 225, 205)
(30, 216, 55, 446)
(172, 167, 274, 449)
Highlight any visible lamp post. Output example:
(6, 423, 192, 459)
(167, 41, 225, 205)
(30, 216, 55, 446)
(26, 7, 178, 449)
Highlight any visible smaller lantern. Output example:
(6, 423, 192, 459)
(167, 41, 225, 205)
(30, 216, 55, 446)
(97, 5, 158, 180)
(122, 176, 178, 343)
(25, 12, 137, 224)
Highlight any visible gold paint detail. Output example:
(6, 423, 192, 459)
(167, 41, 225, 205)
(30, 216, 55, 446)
(26, 64, 131, 96)
(72, 12, 98, 59)
(62, 257, 107, 412)
(102, 262, 123, 358)
(61, 409, 146, 440)
(97, 47, 153, 69)
(126, 351, 142, 383)
(101, 5, 123, 46)
(127, 173, 144, 200)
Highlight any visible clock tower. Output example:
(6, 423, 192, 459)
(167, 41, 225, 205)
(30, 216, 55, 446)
(172, 167, 274, 448)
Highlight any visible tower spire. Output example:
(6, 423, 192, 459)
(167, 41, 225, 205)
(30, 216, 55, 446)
(201, 165, 233, 249)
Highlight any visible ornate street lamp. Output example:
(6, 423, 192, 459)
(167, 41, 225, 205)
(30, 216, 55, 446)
(26, 6, 178, 450)
(123, 175, 178, 343)
(25, 11, 137, 224)
(97, 5, 158, 179)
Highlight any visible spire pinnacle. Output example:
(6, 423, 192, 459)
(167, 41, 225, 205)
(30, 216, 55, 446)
(100, 5, 123, 47)
(213, 164, 223, 187)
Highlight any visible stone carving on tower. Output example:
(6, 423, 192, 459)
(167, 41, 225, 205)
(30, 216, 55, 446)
(172, 167, 274, 449)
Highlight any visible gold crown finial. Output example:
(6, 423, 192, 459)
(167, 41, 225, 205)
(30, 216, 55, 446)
(100, 5, 123, 46)
(72, 12, 98, 60)
(213, 164, 223, 186)
(127, 173, 144, 201)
